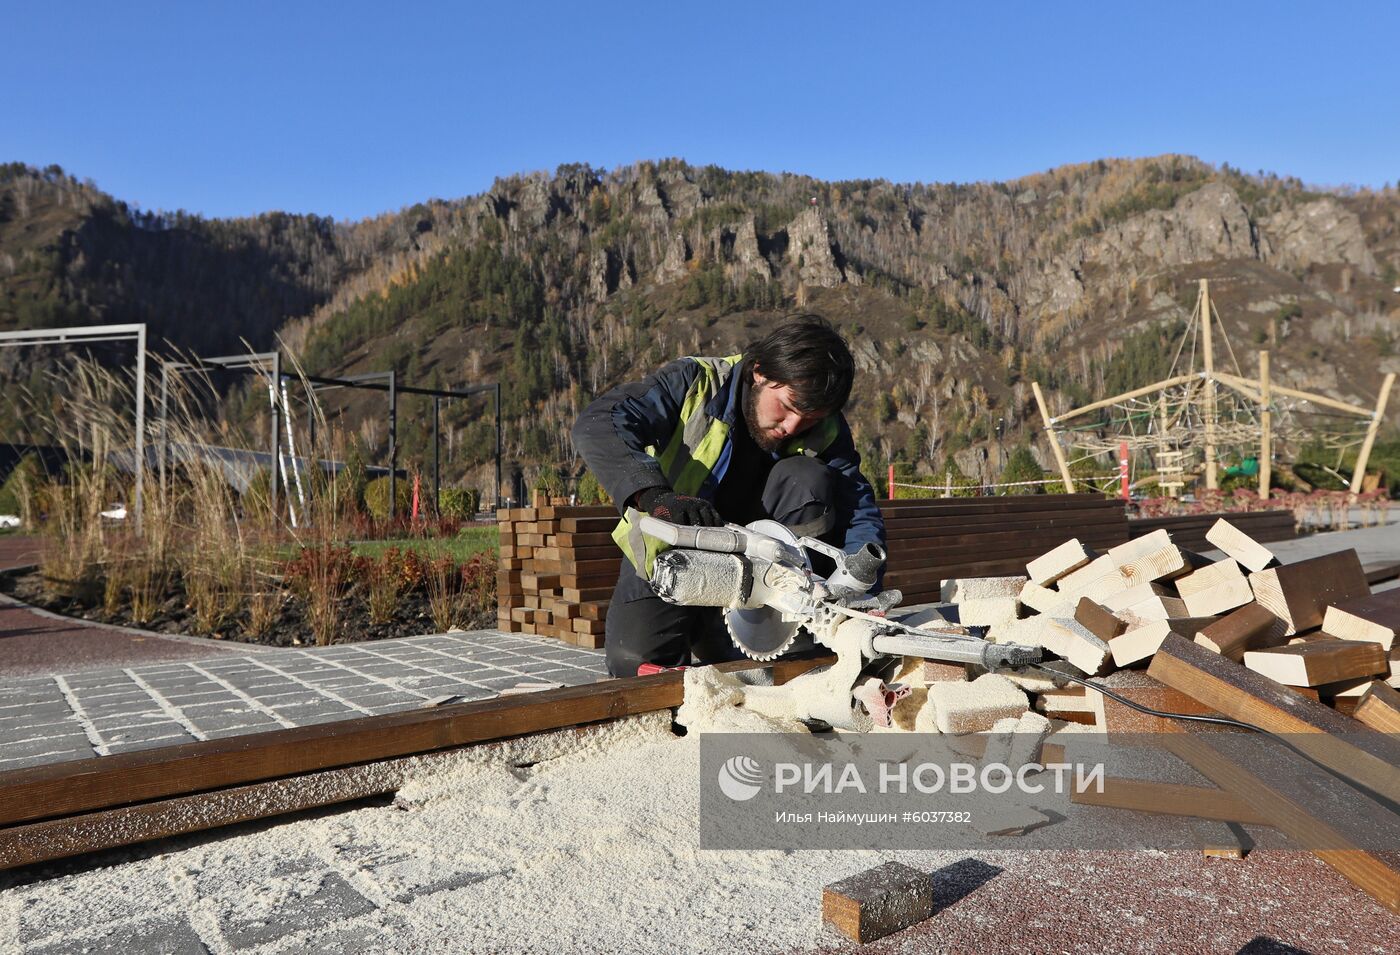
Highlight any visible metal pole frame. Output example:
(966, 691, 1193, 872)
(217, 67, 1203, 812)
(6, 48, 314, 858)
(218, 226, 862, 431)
(158, 351, 283, 517)
(0, 323, 149, 533)
(304, 372, 501, 514)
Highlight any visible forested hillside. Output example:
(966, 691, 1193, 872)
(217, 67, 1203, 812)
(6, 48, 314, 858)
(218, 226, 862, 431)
(3, 157, 1398, 497)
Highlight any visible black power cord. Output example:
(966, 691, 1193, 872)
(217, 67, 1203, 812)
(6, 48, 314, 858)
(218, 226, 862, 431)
(1030, 665, 1268, 734)
(1024, 663, 1354, 781)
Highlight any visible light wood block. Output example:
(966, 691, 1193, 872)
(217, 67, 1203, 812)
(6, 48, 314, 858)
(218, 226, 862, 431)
(1026, 538, 1095, 586)
(1322, 589, 1400, 650)
(1182, 576, 1254, 618)
(1175, 558, 1244, 598)
(1124, 594, 1191, 621)
(1206, 518, 1278, 572)
(1041, 617, 1111, 674)
(1101, 582, 1171, 613)
(1019, 579, 1071, 615)
(1113, 535, 1189, 584)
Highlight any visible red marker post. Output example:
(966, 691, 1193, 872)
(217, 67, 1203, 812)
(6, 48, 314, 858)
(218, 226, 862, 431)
(1119, 441, 1130, 501)
(888, 464, 896, 501)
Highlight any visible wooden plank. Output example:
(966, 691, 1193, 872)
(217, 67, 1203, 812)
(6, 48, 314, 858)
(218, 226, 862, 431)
(1324, 589, 1400, 650)
(1027, 538, 1095, 586)
(1243, 640, 1389, 687)
(1109, 618, 1216, 668)
(0, 655, 835, 829)
(1249, 550, 1370, 636)
(1070, 777, 1271, 824)
(1166, 731, 1400, 916)
(1147, 634, 1400, 805)
(1075, 597, 1127, 641)
(1354, 682, 1400, 733)
(1194, 603, 1286, 661)
(559, 517, 619, 533)
(1366, 561, 1400, 586)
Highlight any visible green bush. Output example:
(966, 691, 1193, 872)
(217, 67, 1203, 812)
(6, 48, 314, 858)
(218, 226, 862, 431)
(438, 486, 481, 519)
(534, 465, 566, 497)
(576, 470, 611, 505)
(0, 453, 38, 517)
(999, 445, 1045, 495)
(364, 476, 412, 519)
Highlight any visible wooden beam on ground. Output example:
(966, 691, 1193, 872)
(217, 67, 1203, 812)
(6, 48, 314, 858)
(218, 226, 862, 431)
(1070, 776, 1270, 825)
(1147, 635, 1400, 806)
(1166, 731, 1400, 916)
(1243, 640, 1389, 687)
(0, 655, 833, 830)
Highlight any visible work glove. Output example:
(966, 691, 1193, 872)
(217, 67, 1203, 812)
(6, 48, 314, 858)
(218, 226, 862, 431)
(636, 487, 724, 527)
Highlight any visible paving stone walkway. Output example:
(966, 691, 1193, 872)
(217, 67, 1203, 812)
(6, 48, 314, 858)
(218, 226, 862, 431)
(0, 631, 608, 771)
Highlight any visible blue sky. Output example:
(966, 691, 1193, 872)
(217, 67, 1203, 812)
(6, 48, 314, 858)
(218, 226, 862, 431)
(3, 1, 1397, 221)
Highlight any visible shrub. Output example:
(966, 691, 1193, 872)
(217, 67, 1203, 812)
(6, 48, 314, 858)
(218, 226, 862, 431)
(364, 476, 412, 520)
(438, 486, 481, 519)
(283, 544, 362, 645)
(576, 470, 611, 506)
(999, 445, 1044, 495)
(534, 465, 566, 498)
(0, 452, 43, 520)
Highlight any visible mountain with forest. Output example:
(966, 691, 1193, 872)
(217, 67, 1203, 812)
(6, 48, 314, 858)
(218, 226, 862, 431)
(2, 156, 1398, 496)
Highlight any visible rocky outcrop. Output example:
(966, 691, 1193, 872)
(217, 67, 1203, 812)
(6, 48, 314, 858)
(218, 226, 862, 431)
(1023, 259, 1085, 315)
(730, 217, 770, 280)
(1087, 182, 1258, 271)
(1259, 198, 1377, 275)
(786, 206, 845, 287)
(654, 231, 689, 284)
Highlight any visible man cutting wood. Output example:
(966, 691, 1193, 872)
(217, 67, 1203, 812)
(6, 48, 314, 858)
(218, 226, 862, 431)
(572, 314, 887, 676)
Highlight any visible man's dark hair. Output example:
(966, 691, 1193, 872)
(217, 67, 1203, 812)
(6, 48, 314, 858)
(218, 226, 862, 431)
(746, 314, 855, 414)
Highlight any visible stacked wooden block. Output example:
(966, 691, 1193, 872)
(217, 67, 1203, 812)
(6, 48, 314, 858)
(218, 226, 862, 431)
(881, 494, 1131, 605)
(1125, 508, 1297, 553)
(496, 500, 621, 648)
(917, 516, 1399, 729)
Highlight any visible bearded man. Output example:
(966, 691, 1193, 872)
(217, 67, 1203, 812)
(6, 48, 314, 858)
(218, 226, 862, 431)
(571, 314, 885, 677)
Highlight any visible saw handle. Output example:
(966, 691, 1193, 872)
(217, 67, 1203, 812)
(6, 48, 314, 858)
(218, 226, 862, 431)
(636, 511, 748, 553)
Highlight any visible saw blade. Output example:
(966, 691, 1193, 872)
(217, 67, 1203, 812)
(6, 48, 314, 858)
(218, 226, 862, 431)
(725, 519, 808, 661)
(726, 607, 801, 661)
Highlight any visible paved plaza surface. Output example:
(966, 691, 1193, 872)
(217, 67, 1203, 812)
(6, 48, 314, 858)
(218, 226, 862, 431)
(0, 631, 608, 771)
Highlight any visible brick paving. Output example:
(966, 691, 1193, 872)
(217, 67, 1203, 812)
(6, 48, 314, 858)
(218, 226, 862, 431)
(0, 630, 608, 771)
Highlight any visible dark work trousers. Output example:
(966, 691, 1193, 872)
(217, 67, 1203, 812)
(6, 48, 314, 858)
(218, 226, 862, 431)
(604, 456, 842, 678)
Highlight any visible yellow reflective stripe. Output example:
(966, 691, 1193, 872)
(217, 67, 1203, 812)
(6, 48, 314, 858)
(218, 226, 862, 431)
(673, 418, 730, 496)
(611, 353, 745, 578)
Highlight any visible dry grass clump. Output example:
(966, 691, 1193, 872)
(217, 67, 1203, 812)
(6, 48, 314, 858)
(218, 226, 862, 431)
(13, 352, 496, 644)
